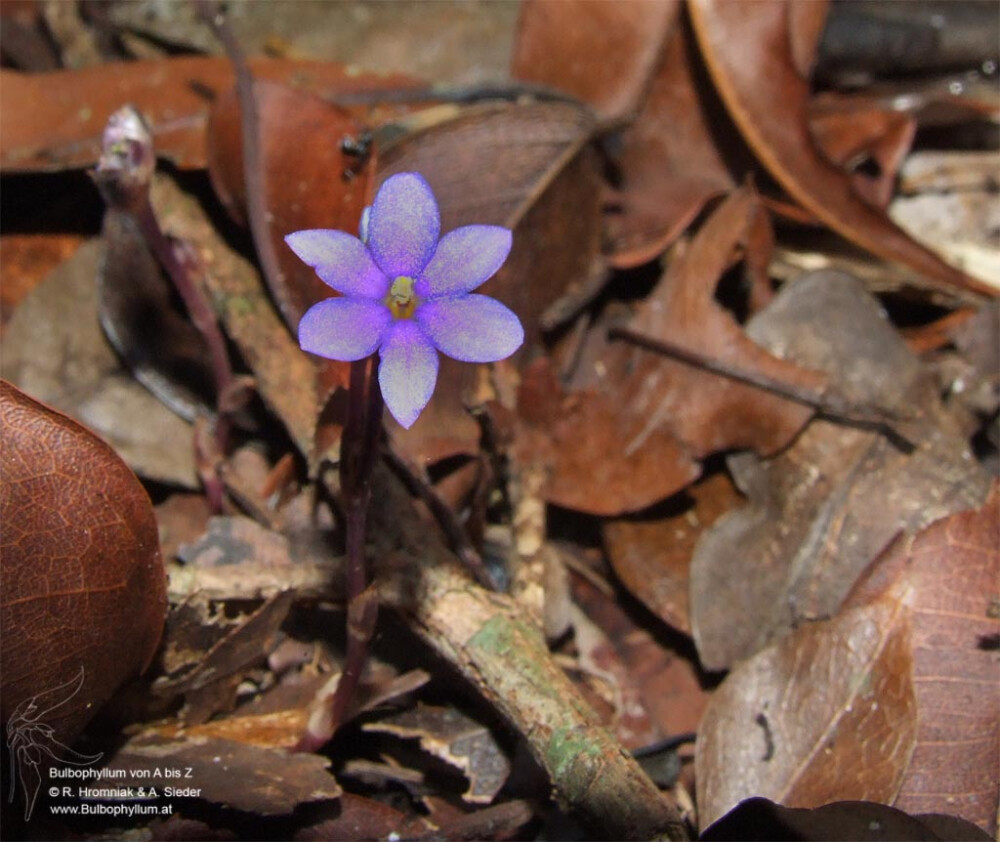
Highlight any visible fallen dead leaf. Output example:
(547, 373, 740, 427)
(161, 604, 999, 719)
(695, 592, 918, 828)
(510, 0, 680, 123)
(690, 270, 992, 670)
(604, 470, 744, 635)
(845, 490, 1000, 834)
(688, 0, 993, 300)
(1, 240, 198, 487)
(107, 735, 340, 815)
(1, 381, 167, 747)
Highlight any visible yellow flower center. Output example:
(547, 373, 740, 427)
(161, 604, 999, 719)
(386, 275, 417, 320)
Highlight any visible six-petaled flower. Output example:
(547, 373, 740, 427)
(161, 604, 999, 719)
(285, 173, 524, 428)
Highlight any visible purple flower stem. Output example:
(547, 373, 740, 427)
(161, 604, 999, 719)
(132, 199, 237, 508)
(297, 355, 383, 751)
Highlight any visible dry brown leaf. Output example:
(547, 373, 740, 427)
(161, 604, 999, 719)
(845, 490, 1000, 834)
(606, 10, 735, 268)
(207, 80, 375, 332)
(695, 593, 918, 829)
(0, 57, 421, 173)
(690, 270, 992, 671)
(604, 471, 744, 635)
(688, 0, 994, 300)
(517, 186, 820, 515)
(1, 381, 167, 747)
(1, 240, 199, 487)
(570, 570, 711, 746)
(107, 735, 340, 815)
(364, 704, 511, 805)
(510, 0, 680, 122)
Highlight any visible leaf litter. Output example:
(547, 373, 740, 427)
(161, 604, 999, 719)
(0, 2, 996, 840)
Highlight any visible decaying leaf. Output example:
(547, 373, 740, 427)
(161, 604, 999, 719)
(0, 57, 421, 173)
(0, 381, 167, 746)
(107, 735, 340, 816)
(691, 270, 992, 670)
(1, 240, 198, 487)
(569, 570, 711, 748)
(695, 593, 918, 829)
(156, 588, 294, 724)
(510, 0, 679, 123)
(604, 471, 744, 635)
(605, 9, 735, 268)
(516, 186, 820, 515)
(688, 0, 993, 301)
(701, 796, 993, 842)
(845, 491, 1000, 834)
(364, 704, 511, 804)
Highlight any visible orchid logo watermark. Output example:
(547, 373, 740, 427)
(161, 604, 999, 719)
(285, 172, 524, 429)
(6, 668, 103, 820)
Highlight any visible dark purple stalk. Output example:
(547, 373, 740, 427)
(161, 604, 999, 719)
(297, 355, 383, 751)
(93, 105, 236, 509)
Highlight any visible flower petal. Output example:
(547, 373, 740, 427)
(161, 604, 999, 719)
(367, 173, 441, 277)
(378, 321, 439, 429)
(298, 298, 390, 361)
(415, 225, 512, 298)
(417, 295, 524, 363)
(284, 230, 388, 298)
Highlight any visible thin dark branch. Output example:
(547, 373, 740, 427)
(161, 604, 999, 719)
(382, 446, 501, 591)
(609, 326, 917, 447)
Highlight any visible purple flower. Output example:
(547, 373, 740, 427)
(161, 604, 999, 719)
(285, 173, 524, 429)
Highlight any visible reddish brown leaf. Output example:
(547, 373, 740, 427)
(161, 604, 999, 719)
(296, 793, 431, 842)
(0, 233, 85, 327)
(207, 80, 374, 331)
(846, 490, 1000, 833)
(603, 471, 743, 635)
(606, 11, 734, 268)
(510, 0, 680, 122)
(810, 98, 917, 210)
(364, 704, 511, 804)
(570, 570, 711, 746)
(0, 57, 421, 173)
(696, 594, 918, 829)
(688, 0, 994, 300)
(690, 271, 992, 671)
(108, 735, 340, 815)
(513, 357, 698, 516)
(518, 186, 820, 515)
(0, 380, 167, 747)
(2, 240, 198, 487)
